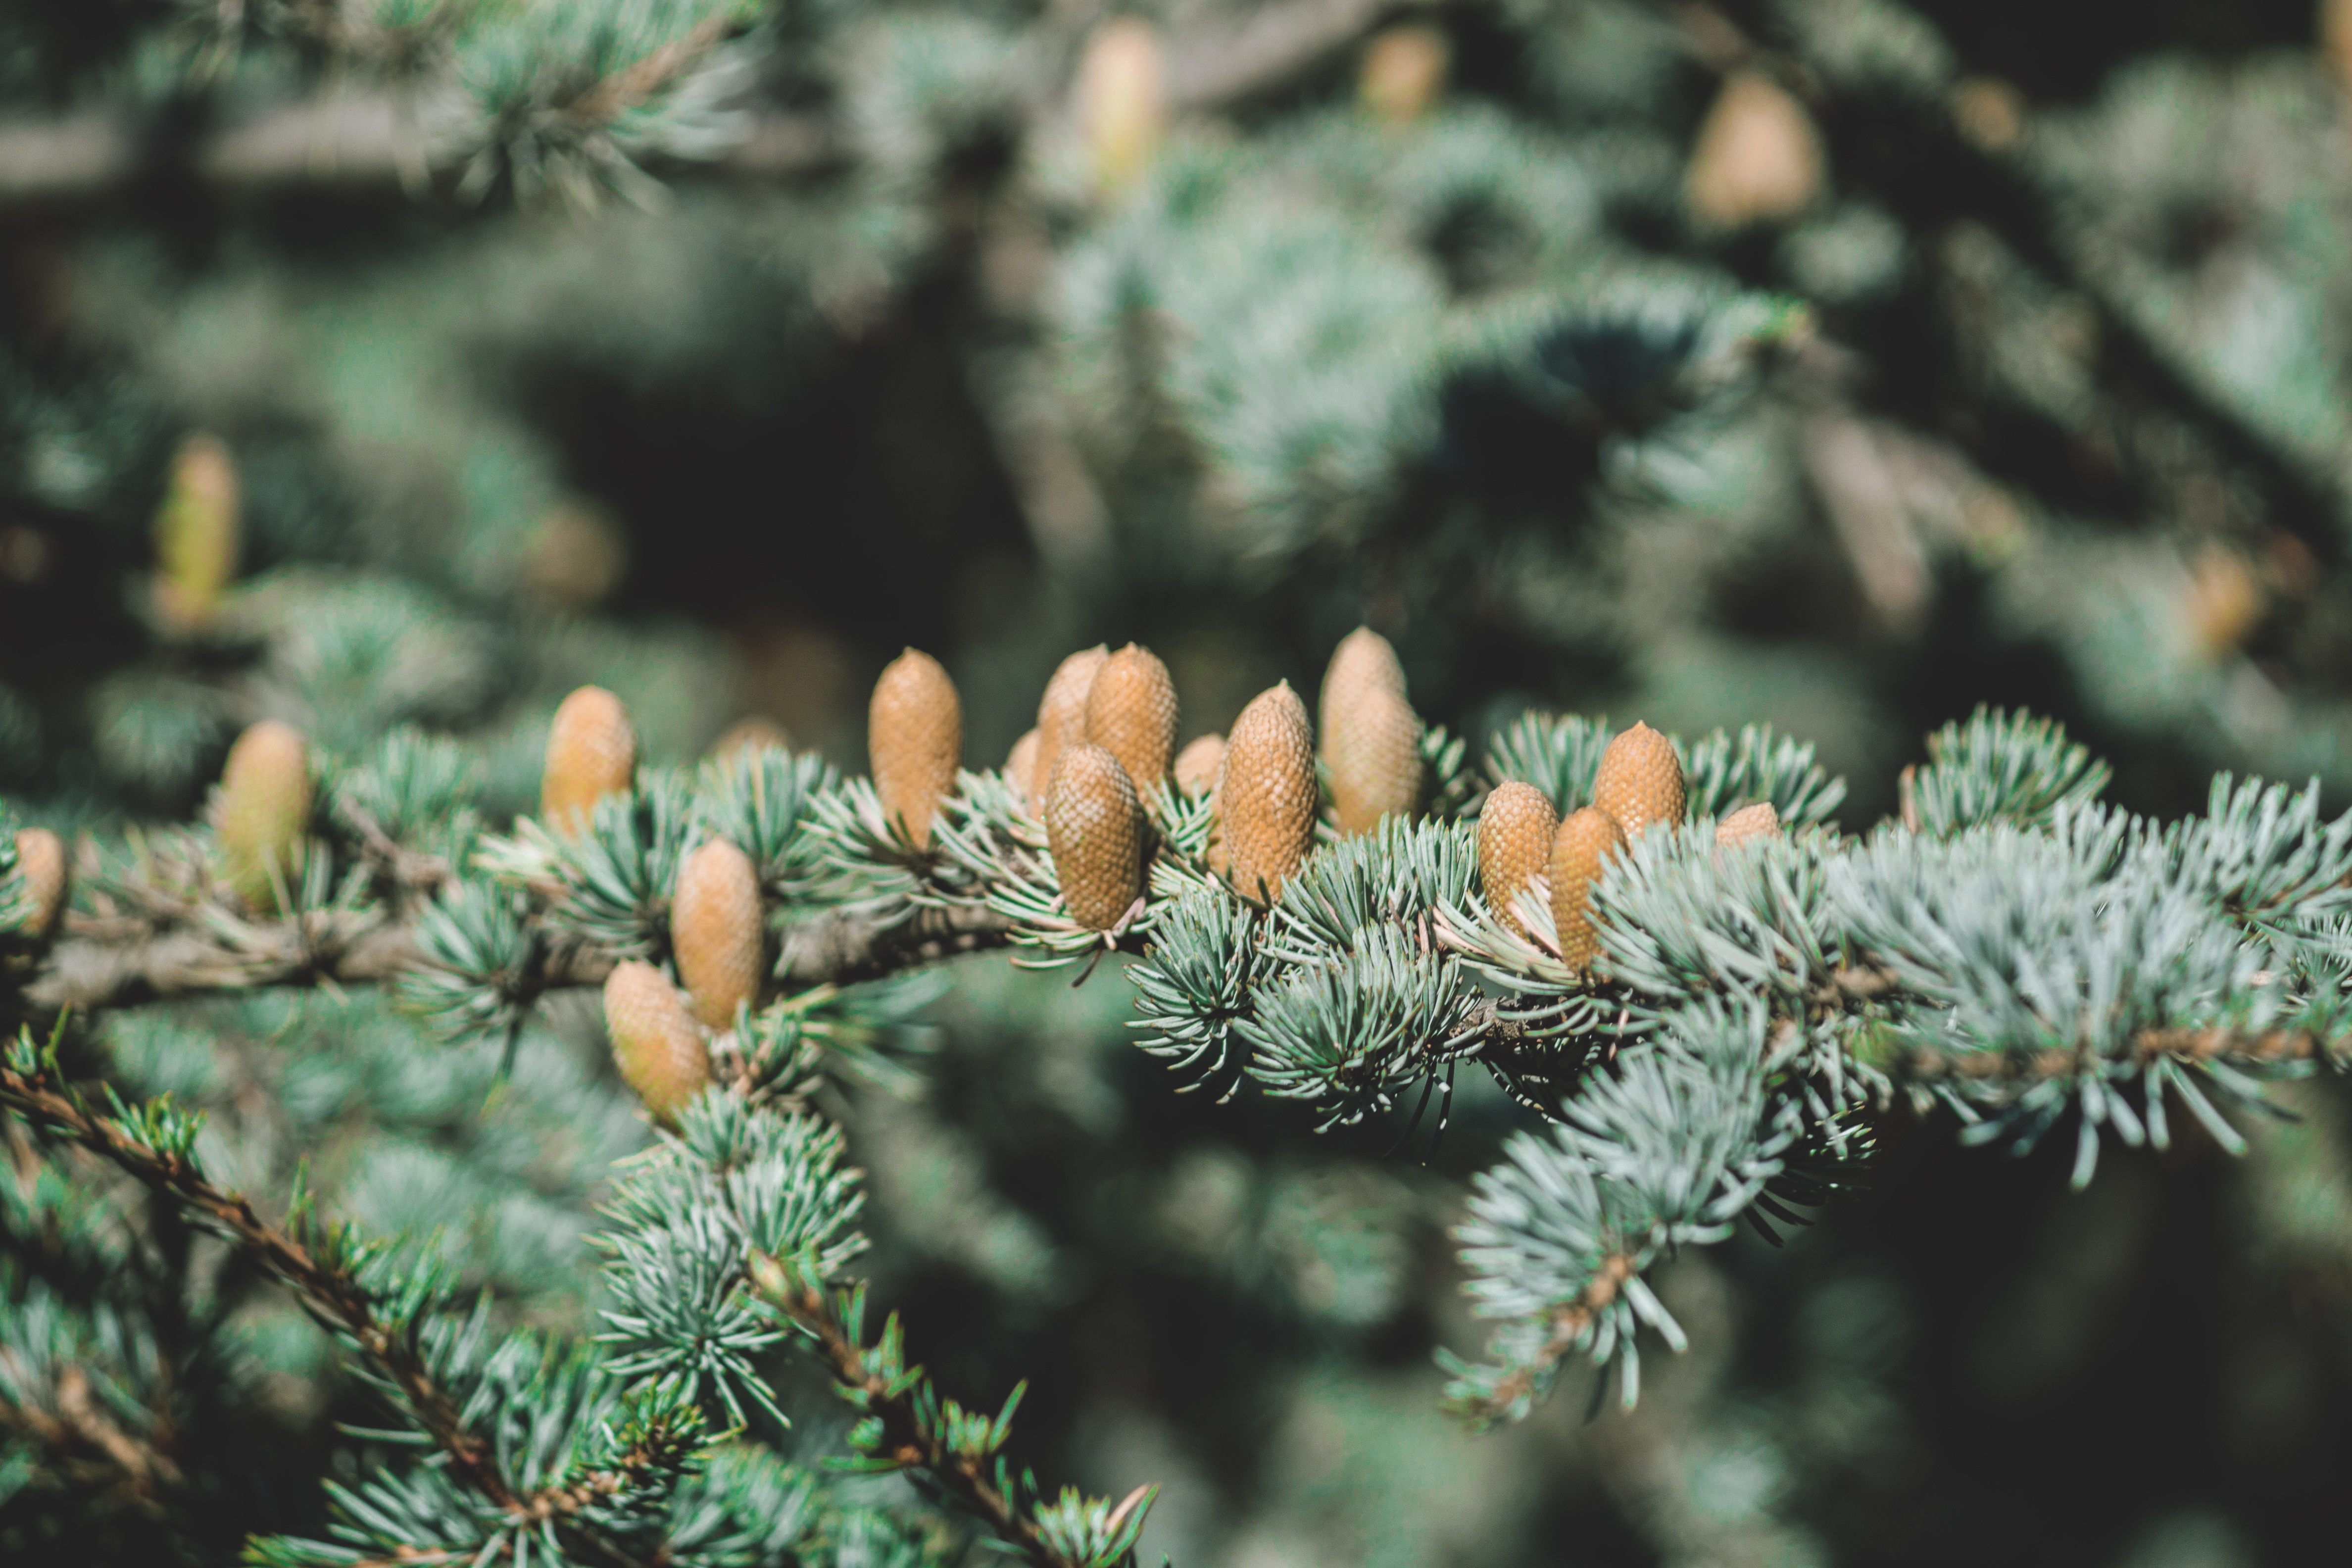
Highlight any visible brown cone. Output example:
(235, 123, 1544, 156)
(1551, 806, 1627, 972)
(708, 716, 790, 760)
(153, 433, 241, 630)
(1006, 729, 1041, 801)
(1044, 743, 1146, 931)
(1715, 801, 1782, 847)
(543, 687, 637, 830)
(1326, 685, 1423, 836)
(1685, 71, 1825, 230)
(1478, 783, 1559, 941)
(1319, 627, 1408, 745)
(1218, 682, 1317, 904)
(218, 720, 312, 911)
(13, 828, 66, 938)
(1173, 734, 1225, 798)
(1030, 645, 1108, 814)
(869, 649, 962, 849)
(1084, 643, 1179, 802)
(604, 961, 713, 1126)
(1591, 722, 1686, 839)
(673, 838, 765, 1029)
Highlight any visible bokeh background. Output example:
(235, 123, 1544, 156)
(9, 0, 2352, 1564)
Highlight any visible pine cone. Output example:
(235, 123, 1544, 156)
(13, 827, 66, 938)
(1084, 643, 1179, 801)
(1006, 728, 1041, 800)
(1173, 734, 1225, 798)
(1327, 686, 1422, 836)
(217, 720, 312, 912)
(1030, 645, 1108, 814)
(1044, 742, 1145, 931)
(673, 838, 764, 1029)
(152, 433, 240, 630)
(1550, 806, 1626, 972)
(603, 961, 713, 1126)
(543, 687, 637, 831)
(708, 716, 790, 760)
(1591, 722, 1685, 839)
(870, 649, 962, 849)
(1359, 23, 1450, 124)
(1319, 626, 1408, 743)
(1686, 72, 1824, 230)
(1715, 801, 1782, 847)
(1478, 782, 1559, 941)
(1218, 682, 1317, 904)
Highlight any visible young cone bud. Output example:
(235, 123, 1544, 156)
(1591, 722, 1686, 839)
(1551, 806, 1626, 972)
(603, 961, 712, 1126)
(1078, 17, 1166, 193)
(13, 827, 66, 938)
(708, 716, 790, 760)
(1084, 643, 1178, 802)
(1044, 743, 1146, 931)
(1685, 71, 1824, 230)
(1218, 683, 1317, 904)
(1478, 782, 1559, 942)
(673, 838, 764, 1029)
(543, 687, 637, 830)
(153, 433, 241, 630)
(1715, 801, 1782, 847)
(1030, 645, 1108, 814)
(1006, 729, 1041, 798)
(869, 649, 962, 849)
(1173, 734, 1225, 798)
(217, 720, 312, 911)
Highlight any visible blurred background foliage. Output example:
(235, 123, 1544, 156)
(8, 0, 2352, 1563)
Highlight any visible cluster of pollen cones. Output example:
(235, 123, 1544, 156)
(1478, 726, 1781, 973)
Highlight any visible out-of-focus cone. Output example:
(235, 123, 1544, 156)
(1949, 76, 2026, 153)
(1217, 682, 1317, 904)
(1715, 801, 1782, 847)
(153, 433, 241, 631)
(1591, 722, 1686, 839)
(869, 649, 962, 849)
(2183, 547, 2265, 661)
(1319, 627, 1408, 741)
(708, 716, 791, 760)
(1173, 734, 1225, 798)
(2325, 0, 2352, 93)
(1084, 643, 1179, 802)
(543, 687, 637, 831)
(1044, 742, 1147, 931)
(1030, 646, 1108, 814)
(673, 839, 764, 1029)
(1078, 17, 1167, 194)
(13, 827, 66, 938)
(1478, 782, 1558, 941)
(1686, 71, 1824, 229)
(520, 498, 629, 612)
(1550, 805, 1626, 972)
(217, 721, 312, 911)
(1320, 627, 1421, 834)
(1006, 728, 1041, 795)
(1360, 23, 1450, 124)
(604, 961, 713, 1126)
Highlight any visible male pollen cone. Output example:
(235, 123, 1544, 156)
(1084, 643, 1179, 801)
(1030, 645, 1108, 813)
(708, 716, 790, 760)
(870, 649, 962, 849)
(1685, 71, 1824, 230)
(1319, 627, 1408, 744)
(673, 838, 764, 1029)
(1218, 682, 1317, 905)
(1478, 782, 1559, 941)
(603, 961, 713, 1126)
(1591, 722, 1686, 839)
(543, 687, 637, 831)
(1006, 729, 1040, 800)
(1551, 806, 1626, 972)
(1044, 742, 1145, 931)
(13, 827, 66, 938)
(153, 432, 241, 629)
(1716, 801, 1782, 847)
(1173, 734, 1225, 798)
(1327, 685, 1423, 836)
(218, 720, 312, 912)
